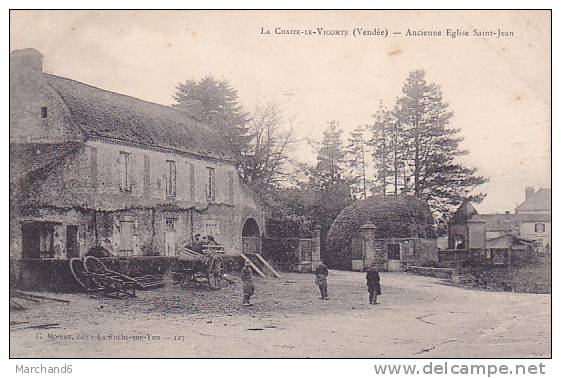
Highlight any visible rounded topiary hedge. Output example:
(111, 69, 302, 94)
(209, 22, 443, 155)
(326, 195, 435, 269)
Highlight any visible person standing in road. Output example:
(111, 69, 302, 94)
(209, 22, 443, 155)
(366, 263, 381, 305)
(241, 261, 255, 306)
(315, 262, 329, 300)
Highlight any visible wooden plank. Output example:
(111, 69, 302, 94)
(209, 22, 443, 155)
(10, 298, 26, 310)
(13, 293, 41, 303)
(13, 291, 71, 304)
(240, 254, 266, 278)
(253, 253, 281, 278)
(177, 248, 202, 260)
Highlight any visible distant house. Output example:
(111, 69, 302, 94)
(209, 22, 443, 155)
(447, 186, 551, 264)
(515, 187, 551, 252)
(10, 48, 264, 265)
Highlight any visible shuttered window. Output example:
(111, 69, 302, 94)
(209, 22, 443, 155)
(166, 160, 176, 197)
(206, 167, 215, 201)
(119, 151, 131, 192)
(228, 171, 234, 205)
(189, 163, 195, 200)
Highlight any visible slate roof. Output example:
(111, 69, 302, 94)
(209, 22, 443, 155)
(10, 142, 83, 184)
(450, 199, 480, 224)
(515, 188, 551, 213)
(44, 74, 235, 162)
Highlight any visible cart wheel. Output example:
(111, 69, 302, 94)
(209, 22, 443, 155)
(207, 257, 224, 289)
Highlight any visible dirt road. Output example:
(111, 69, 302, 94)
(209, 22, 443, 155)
(9, 271, 551, 358)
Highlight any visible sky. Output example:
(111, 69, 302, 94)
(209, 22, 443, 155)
(10, 10, 551, 213)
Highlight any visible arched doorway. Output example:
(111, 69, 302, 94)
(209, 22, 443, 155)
(242, 218, 261, 254)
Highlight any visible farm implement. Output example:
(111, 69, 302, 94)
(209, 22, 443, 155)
(69, 256, 164, 299)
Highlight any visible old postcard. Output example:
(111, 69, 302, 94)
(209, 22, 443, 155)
(9, 10, 551, 359)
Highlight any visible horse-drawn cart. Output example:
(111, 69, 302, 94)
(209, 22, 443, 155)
(172, 245, 225, 289)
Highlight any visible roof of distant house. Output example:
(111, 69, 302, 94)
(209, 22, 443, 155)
(44, 74, 236, 162)
(450, 199, 480, 224)
(515, 188, 551, 213)
(474, 213, 551, 231)
(450, 196, 551, 231)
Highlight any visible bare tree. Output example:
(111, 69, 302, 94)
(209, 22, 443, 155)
(240, 102, 296, 192)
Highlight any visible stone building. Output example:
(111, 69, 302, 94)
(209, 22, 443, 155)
(447, 200, 486, 251)
(10, 48, 265, 265)
(446, 192, 547, 265)
(515, 187, 551, 253)
(326, 195, 438, 271)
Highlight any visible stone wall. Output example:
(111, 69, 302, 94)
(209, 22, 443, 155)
(10, 58, 81, 143)
(357, 223, 438, 271)
(12, 203, 260, 260)
(11, 125, 264, 261)
(413, 238, 439, 266)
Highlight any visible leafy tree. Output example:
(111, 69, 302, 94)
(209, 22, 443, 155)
(368, 102, 392, 195)
(173, 76, 250, 157)
(264, 185, 316, 238)
(345, 125, 370, 199)
(310, 121, 347, 190)
(394, 70, 488, 215)
(369, 101, 409, 196)
(309, 121, 353, 263)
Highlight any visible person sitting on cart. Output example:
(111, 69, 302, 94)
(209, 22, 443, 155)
(201, 236, 209, 252)
(208, 235, 219, 246)
(192, 234, 203, 252)
(241, 261, 255, 306)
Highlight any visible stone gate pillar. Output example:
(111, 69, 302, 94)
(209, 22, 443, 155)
(312, 225, 322, 270)
(361, 224, 383, 270)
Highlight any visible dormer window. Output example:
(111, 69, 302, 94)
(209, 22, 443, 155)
(41, 106, 48, 119)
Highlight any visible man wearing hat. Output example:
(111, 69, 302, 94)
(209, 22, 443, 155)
(366, 263, 381, 305)
(315, 262, 329, 300)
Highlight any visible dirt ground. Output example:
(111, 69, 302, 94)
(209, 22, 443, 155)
(9, 270, 551, 358)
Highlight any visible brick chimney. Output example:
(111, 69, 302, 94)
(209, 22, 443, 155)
(10, 48, 43, 72)
(525, 186, 535, 200)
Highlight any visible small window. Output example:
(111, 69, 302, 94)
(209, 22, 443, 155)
(39, 227, 54, 259)
(119, 152, 131, 192)
(206, 167, 215, 201)
(166, 160, 176, 197)
(41, 107, 48, 119)
(165, 218, 176, 231)
(535, 223, 546, 233)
